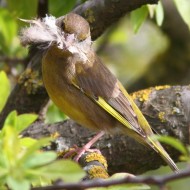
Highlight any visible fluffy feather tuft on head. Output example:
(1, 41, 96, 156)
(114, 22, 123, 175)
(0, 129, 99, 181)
(20, 16, 63, 47)
(20, 14, 92, 62)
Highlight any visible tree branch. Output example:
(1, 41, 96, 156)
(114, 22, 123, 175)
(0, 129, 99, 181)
(32, 167, 190, 190)
(37, 0, 49, 18)
(128, 0, 190, 92)
(74, 0, 159, 40)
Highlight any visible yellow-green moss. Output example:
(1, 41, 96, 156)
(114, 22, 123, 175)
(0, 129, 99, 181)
(131, 88, 152, 102)
(51, 132, 60, 139)
(155, 85, 170, 90)
(18, 68, 43, 94)
(84, 9, 95, 23)
(88, 165, 109, 179)
(158, 112, 166, 122)
(85, 152, 108, 169)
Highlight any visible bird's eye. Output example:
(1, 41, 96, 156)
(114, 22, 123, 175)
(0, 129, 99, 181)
(78, 36, 85, 42)
(60, 21, 65, 31)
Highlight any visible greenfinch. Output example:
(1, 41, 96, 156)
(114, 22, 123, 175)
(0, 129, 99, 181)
(21, 13, 179, 173)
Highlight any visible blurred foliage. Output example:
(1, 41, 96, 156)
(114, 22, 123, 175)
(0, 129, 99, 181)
(95, 0, 190, 88)
(147, 1, 164, 27)
(131, 5, 149, 33)
(0, 72, 85, 190)
(153, 135, 189, 159)
(173, 0, 190, 30)
(46, 101, 66, 123)
(0, 8, 18, 55)
(145, 135, 190, 190)
(95, 18, 169, 86)
(145, 162, 190, 190)
(0, 71, 11, 112)
(130, 2, 164, 34)
(131, 1, 190, 33)
(0, 111, 85, 190)
(49, 0, 78, 17)
(6, 0, 38, 19)
(155, 1, 164, 26)
(0, 7, 25, 57)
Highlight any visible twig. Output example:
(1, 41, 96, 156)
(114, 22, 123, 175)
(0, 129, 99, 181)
(37, 0, 48, 18)
(0, 56, 25, 64)
(32, 168, 190, 190)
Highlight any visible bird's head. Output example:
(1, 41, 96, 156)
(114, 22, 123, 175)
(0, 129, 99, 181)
(20, 13, 92, 59)
(56, 13, 90, 43)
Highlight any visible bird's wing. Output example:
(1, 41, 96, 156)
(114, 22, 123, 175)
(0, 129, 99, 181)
(72, 55, 146, 136)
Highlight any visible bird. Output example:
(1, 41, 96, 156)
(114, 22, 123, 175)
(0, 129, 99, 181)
(20, 13, 179, 173)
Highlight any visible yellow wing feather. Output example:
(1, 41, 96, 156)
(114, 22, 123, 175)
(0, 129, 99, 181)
(97, 97, 135, 130)
(72, 82, 179, 173)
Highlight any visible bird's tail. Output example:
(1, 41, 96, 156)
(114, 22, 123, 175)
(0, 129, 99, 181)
(147, 136, 179, 173)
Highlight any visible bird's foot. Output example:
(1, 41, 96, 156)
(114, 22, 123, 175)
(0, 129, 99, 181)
(73, 145, 101, 162)
(63, 131, 105, 162)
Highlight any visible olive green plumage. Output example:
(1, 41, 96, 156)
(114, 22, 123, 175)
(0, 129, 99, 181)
(21, 13, 179, 173)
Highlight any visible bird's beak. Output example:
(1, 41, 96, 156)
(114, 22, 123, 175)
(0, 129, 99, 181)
(64, 34, 75, 45)
(61, 33, 76, 51)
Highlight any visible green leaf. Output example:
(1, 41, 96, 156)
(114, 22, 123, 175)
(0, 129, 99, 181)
(7, 177, 30, 190)
(24, 151, 57, 168)
(2, 125, 20, 163)
(130, 5, 148, 33)
(0, 71, 11, 112)
(0, 8, 18, 54)
(109, 26, 128, 44)
(46, 101, 66, 123)
(0, 185, 8, 190)
(152, 135, 188, 155)
(17, 114, 38, 133)
(147, 5, 156, 18)
(49, 0, 78, 17)
(19, 138, 52, 163)
(2, 111, 37, 134)
(173, 0, 190, 30)
(6, 0, 38, 19)
(0, 167, 8, 178)
(0, 144, 9, 169)
(19, 137, 37, 148)
(3, 111, 17, 130)
(38, 160, 86, 182)
(155, 1, 164, 26)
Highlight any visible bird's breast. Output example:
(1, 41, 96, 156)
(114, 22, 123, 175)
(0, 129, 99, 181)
(42, 48, 116, 131)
